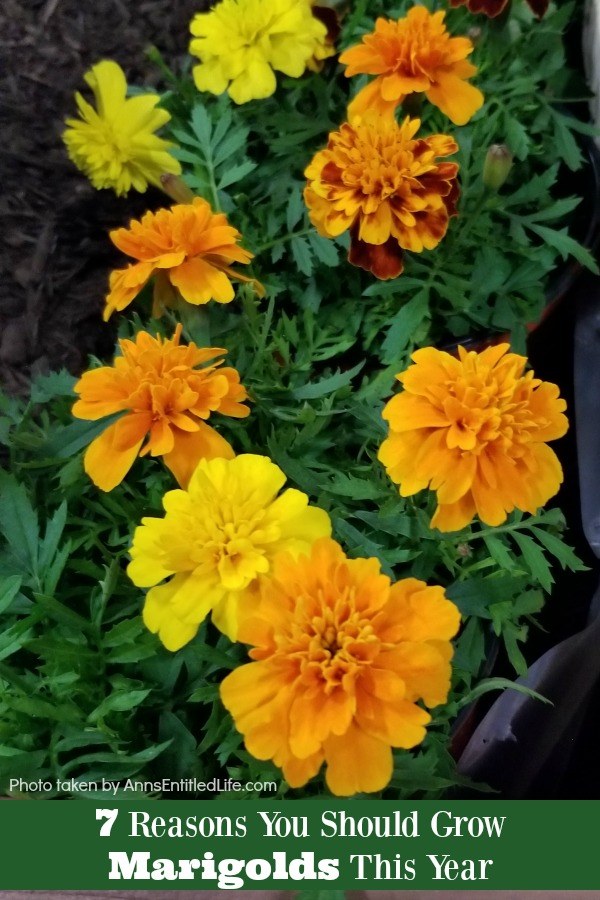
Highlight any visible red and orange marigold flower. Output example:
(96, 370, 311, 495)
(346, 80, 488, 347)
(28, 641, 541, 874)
(449, 0, 548, 18)
(378, 344, 568, 532)
(221, 537, 460, 796)
(72, 325, 249, 492)
(103, 197, 264, 321)
(339, 6, 484, 126)
(304, 115, 459, 280)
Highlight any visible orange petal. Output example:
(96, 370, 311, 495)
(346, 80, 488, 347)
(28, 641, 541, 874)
(347, 79, 399, 122)
(162, 421, 234, 488)
(426, 74, 484, 126)
(84, 423, 143, 491)
(170, 258, 235, 305)
(323, 722, 392, 795)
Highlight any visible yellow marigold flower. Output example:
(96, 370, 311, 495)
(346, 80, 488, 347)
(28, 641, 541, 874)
(339, 7, 484, 126)
(73, 325, 249, 492)
(378, 344, 569, 532)
(127, 455, 332, 650)
(104, 197, 264, 321)
(189, 0, 328, 104)
(304, 115, 458, 280)
(62, 60, 181, 196)
(221, 537, 460, 796)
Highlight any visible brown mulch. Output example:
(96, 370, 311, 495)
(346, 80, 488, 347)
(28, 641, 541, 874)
(0, 0, 205, 394)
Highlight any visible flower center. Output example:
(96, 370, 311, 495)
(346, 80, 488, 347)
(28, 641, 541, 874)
(282, 588, 380, 691)
(436, 366, 542, 456)
(199, 511, 281, 591)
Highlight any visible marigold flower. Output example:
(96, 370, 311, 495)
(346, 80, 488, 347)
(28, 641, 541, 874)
(127, 455, 332, 650)
(339, 7, 484, 126)
(62, 60, 181, 196)
(103, 197, 263, 321)
(449, 0, 548, 18)
(73, 325, 249, 492)
(189, 0, 328, 104)
(378, 344, 568, 532)
(304, 115, 459, 280)
(221, 537, 460, 796)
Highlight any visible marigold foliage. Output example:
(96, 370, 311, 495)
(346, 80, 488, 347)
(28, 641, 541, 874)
(62, 60, 181, 196)
(127, 454, 332, 650)
(72, 325, 249, 491)
(379, 344, 569, 532)
(340, 7, 484, 126)
(221, 537, 460, 795)
(189, 0, 328, 104)
(104, 197, 264, 320)
(304, 116, 459, 279)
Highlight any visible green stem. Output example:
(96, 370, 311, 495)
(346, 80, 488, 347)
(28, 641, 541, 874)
(205, 158, 220, 212)
(256, 227, 314, 254)
(468, 519, 530, 542)
(247, 292, 276, 376)
(456, 191, 493, 246)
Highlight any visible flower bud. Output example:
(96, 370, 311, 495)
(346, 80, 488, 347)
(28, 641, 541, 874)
(483, 144, 514, 191)
(160, 173, 195, 204)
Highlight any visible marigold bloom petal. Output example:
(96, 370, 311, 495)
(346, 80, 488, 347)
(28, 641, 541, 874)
(128, 455, 332, 648)
(379, 345, 568, 530)
(323, 724, 392, 796)
(162, 421, 235, 489)
(74, 326, 248, 491)
(170, 258, 236, 305)
(347, 79, 399, 121)
(354, 692, 431, 749)
(377, 644, 454, 708)
(84, 423, 144, 492)
(143, 574, 216, 651)
(221, 538, 459, 795)
(426, 74, 484, 127)
(341, 8, 483, 126)
(63, 60, 181, 196)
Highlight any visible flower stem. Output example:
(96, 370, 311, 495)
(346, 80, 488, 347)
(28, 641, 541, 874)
(180, 304, 211, 346)
(256, 227, 314, 254)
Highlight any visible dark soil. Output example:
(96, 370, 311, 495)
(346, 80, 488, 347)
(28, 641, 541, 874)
(0, 0, 205, 393)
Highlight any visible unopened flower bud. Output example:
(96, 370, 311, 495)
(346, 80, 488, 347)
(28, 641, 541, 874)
(483, 144, 514, 191)
(160, 173, 195, 204)
(467, 26, 482, 44)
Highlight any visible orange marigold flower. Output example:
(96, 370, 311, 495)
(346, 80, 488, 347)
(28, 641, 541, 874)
(449, 0, 548, 18)
(73, 325, 249, 491)
(339, 7, 484, 126)
(221, 537, 460, 796)
(304, 115, 459, 280)
(103, 197, 264, 321)
(378, 344, 568, 532)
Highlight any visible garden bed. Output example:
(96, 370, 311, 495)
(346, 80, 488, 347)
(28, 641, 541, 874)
(2, 0, 600, 800)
